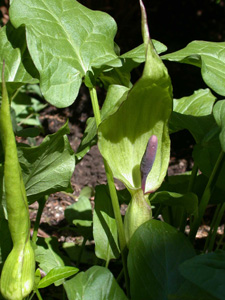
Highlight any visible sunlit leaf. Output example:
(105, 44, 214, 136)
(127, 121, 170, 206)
(170, 89, 216, 141)
(64, 266, 128, 300)
(9, 0, 121, 107)
(38, 266, 78, 289)
(162, 41, 225, 96)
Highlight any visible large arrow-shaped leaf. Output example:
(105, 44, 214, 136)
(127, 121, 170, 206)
(9, 0, 121, 107)
(162, 41, 225, 96)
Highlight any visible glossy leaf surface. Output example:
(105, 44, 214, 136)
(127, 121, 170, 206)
(64, 266, 128, 300)
(162, 41, 225, 96)
(10, 0, 121, 107)
(38, 266, 78, 289)
(170, 89, 216, 141)
(128, 220, 196, 300)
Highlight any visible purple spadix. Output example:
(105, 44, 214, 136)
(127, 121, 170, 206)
(140, 135, 158, 193)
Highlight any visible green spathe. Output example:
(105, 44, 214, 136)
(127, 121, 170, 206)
(0, 241, 35, 300)
(0, 64, 35, 299)
(98, 2, 172, 193)
(124, 189, 152, 245)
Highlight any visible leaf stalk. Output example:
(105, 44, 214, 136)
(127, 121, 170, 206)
(89, 87, 129, 295)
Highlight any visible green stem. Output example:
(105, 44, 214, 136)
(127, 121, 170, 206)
(89, 87, 101, 126)
(217, 232, 225, 250)
(189, 151, 225, 243)
(76, 237, 87, 268)
(36, 290, 43, 300)
(179, 163, 198, 233)
(204, 205, 220, 252)
(32, 196, 46, 244)
(153, 204, 162, 219)
(89, 87, 129, 295)
(28, 292, 35, 300)
(187, 162, 198, 193)
(207, 202, 225, 252)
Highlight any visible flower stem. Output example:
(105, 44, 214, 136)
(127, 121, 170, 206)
(89, 87, 129, 294)
(36, 290, 44, 300)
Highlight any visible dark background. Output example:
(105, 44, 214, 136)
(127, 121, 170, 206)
(79, 0, 225, 98)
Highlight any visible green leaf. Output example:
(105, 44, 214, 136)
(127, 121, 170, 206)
(128, 219, 196, 300)
(35, 237, 70, 273)
(99, 40, 167, 89)
(64, 191, 92, 228)
(64, 266, 128, 300)
(98, 10, 172, 193)
(179, 251, 225, 300)
(38, 266, 78, 289)
(162, 41, 225, 96)
(151, 191, 198, 218)
(9, 0, 121, 107)
(33, 268, 41, 292)
(192, 127, 225, 191)
(11, 88, 46, 127)
(0, 23, 38, 93)
(170, 280, 219, 300)
(170, 89, 216, 141)
(120, 40, 167, 72)
(76, 84, 129, 162)
(213, 100, 225, 151)
(93, 185, 120, 263)
(18, 121, 75, 202)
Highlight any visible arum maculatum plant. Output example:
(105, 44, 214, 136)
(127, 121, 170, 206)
(1, 0, 225, 299)
(98, 0, 173, 244)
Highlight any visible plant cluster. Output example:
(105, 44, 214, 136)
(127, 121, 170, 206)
(0, 0, 225, 299)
